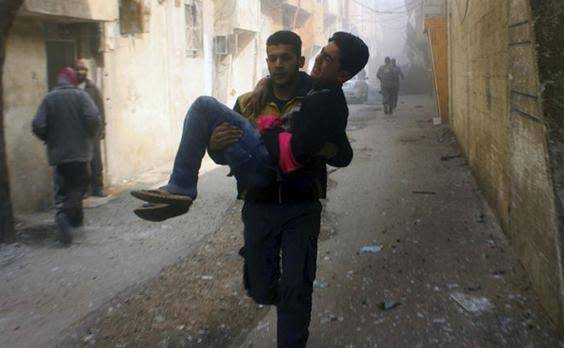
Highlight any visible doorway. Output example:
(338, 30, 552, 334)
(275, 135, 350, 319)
(46, 40, 76, 91)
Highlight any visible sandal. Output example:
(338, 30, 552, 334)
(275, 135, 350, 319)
(131, 189, 193, 205)
(133, 202, 191, 222)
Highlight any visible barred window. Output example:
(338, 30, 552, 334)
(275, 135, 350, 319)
(119, 0, 143, 34)
(119, 0, 150, 35)
(185, 0, 203, 56)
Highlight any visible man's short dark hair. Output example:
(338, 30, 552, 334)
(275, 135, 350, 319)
(385, 57, 391, 63)
(266, 30, 302, 57)
(329, 32, 370, 78)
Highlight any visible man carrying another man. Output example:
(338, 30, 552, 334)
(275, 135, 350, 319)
(131, 31, 369, 347)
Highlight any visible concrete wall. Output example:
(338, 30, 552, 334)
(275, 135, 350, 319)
(212, 0, 261, 106)
(102, 0, 215, 185)
(22, 0, 118, 21)
(4, 18, 52, 212)
(529, 0, 564, 332)
(447, 0, 564, 331)
(3, 0, 217, 211)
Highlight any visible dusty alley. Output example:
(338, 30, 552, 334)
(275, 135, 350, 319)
(0, 94, 560, 347)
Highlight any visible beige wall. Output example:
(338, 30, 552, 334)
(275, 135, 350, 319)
(447, 0, 564, 330)
(4, 18, 53, 212)
(22, 0, 118, 21)
(102, 0, 216, 185)
(3, 0, 217, 211)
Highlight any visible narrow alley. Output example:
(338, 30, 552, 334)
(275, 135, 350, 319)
(1, 0, 563, 347)
(1, 95, 559, 347)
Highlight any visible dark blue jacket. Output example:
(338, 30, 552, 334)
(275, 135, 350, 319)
(32, 83, 101, 165)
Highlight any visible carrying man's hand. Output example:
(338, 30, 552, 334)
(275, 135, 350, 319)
(209, 122, 243, 151)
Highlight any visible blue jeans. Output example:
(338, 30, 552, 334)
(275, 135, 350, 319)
(163, 96, 274, 198)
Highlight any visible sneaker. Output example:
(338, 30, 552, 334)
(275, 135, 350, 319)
(92, 188, 108, 197)
(56, 214, 73, 245)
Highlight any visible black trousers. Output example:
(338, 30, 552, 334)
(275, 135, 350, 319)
(391, 86, 400, 109)
(54, 162, 89, 226)
(90, 139, 104, 190)
(240, 200, 322, 348)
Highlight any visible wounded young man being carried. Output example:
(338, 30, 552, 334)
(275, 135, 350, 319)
(131, 31, 369, 221)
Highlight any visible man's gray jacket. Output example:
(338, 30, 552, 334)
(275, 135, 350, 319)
(32, 83, 101, 165)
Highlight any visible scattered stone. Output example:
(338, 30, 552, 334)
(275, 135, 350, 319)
(83, 334, 96, 344)
(379, 300, 401, 311)
(440, 154, 461, 161)
(412, 190, 436, 195)
(450, 292, 493, 313)
(465, 283, 482, 292)
(313, 280, 327, 289)
(358, 245, 382, 254)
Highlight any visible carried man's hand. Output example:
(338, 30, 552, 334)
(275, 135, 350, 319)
(209, 122, 243, 151)
(243, 77, 270, 117)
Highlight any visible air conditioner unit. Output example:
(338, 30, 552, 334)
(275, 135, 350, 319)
(213, 35, 229, 55)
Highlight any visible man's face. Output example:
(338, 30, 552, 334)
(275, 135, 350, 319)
(266, 44, 303, 87)
(310, 41, 350, 85)
(75, 67, 88, 82)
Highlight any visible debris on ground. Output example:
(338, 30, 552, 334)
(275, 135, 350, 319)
(477, 214, 487, 223)
(379, 300, 401, 311)
(440, 154, 461, 161)
(450, 292, 493, 314)
(412, 191, 436, 195)
(358, 245, 382, 254)
(464, 283, 482, 292)
(313, 280, 327, 289)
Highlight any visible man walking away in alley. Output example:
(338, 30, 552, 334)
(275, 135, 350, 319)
(390, 58, 404, 112)
(32, 67, 101, 244)
(74, 59, 107, 197)
(377, 56, 396, 114)
(130, 31, 369, 347)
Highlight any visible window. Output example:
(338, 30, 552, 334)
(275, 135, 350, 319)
(213, 35, 229, 55)
(185, 0, 203, 56)
(119, 0, 150, 35)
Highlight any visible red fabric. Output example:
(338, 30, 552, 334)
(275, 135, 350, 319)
(257, 114, 282, 134)
(278, 132, 302, 174)
(57, 67, 78, 86)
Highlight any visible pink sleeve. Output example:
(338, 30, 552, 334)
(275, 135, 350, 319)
(278, 132, 302, 174)
(257, 115, 282, 135)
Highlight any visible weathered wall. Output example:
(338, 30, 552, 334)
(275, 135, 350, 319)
(447, 0, 564, 331)
(22, 0, 118, 21)
(3, 18, 52, 212)
(102, 0, 215, 185)
(529, 0, 564, 332)
(212, 0, 263, 106)
(3, 0, 217, 211)
(448, 0, 511, 227)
